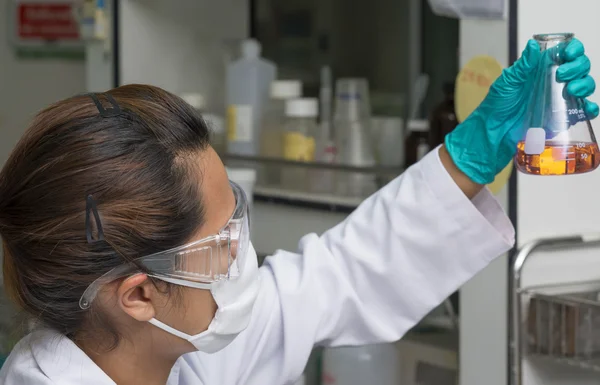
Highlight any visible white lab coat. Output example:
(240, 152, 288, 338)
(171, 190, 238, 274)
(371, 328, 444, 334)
(0, 148, 514, 385)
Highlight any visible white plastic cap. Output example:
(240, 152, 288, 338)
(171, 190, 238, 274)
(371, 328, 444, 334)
(408, 119, 429, 132)
(180, 93, 205, 110)
(285, 98, 318, 118)
(270, 80, 302, 99)
(524, 127, 546, 155)
(241, 39, 261, 58)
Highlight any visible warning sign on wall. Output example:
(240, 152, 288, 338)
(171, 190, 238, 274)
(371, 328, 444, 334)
(9, 0, 84, 58)
(17, 3, 80, 40)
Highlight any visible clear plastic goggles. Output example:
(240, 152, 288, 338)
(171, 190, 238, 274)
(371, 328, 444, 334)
(79, 181, 250, 310)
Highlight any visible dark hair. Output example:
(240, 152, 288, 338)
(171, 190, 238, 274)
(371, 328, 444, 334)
(0, 84, 211, 346)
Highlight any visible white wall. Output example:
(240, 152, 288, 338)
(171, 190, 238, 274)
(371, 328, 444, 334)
(86, 0, 114, 92)
(0, 0, 86, 282)
(516, 2, 600, 384)
(458, 4, 600, 384)
(458, 16, 510, 385)
(252, 201, 347, 256)
(119, 0, 248, 115)
(0, 3, 86, 166)
(517, 2, 600, 245)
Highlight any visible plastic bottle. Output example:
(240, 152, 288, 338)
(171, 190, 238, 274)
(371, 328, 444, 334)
(260, 80, 302, 186)
(226, 39, 277, 156)
(282, 98, 319, 191)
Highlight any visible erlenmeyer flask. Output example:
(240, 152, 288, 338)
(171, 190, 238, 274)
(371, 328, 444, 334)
(515, 33, 600, 176)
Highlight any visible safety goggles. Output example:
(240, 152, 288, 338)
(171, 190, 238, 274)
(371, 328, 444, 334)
(79, 181, 250, 310)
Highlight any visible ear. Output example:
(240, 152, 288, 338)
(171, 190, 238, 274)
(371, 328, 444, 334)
(117, 274, 157, 322)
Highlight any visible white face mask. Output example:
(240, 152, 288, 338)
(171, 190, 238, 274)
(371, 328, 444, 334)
(149, 242, 261, 353)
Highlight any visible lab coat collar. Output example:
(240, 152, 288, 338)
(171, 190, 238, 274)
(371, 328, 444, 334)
(31, 329, 115, 385)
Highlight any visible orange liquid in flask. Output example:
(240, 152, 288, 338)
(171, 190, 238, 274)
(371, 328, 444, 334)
(515, 141, 600, 175)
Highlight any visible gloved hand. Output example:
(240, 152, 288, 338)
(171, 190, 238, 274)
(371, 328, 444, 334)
(445, 38, 599, 185)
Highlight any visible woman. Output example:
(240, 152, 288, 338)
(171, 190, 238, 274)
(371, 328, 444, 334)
(0, 39, 596, 385)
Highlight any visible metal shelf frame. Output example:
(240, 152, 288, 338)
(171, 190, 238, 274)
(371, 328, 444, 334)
(511, 236, 600, 385)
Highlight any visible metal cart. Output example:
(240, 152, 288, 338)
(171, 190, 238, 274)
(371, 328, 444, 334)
(511, 236, 600, 385)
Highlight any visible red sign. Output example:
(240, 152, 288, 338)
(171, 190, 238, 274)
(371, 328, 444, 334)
(18, 3, 79, 41)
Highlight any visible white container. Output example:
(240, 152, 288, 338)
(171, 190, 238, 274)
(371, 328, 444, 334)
(322, 344, 400, 385)
(260, 80, 303, 186)
(372, 116, 404, 167)
(226, 39, 277, 156)
(282, 98, 319, 191)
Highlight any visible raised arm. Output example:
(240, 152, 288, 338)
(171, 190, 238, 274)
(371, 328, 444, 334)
(172, 37, 597, 385)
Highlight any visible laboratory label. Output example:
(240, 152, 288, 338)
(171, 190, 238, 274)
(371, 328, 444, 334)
(227, 105, 253, 142)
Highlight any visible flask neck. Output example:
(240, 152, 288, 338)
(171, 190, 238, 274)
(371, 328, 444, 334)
(534, 33, 574, 51)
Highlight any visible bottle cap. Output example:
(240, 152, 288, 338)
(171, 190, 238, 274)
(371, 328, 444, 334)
(285, 98, 318, 118)
(271, 80, 302, 99)
(179, 93, 205, 110)
(241, 39, 261, 58)
(408, 119, 429, 132)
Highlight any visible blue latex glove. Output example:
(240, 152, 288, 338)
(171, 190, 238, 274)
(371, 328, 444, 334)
(445, 38, 599, 185)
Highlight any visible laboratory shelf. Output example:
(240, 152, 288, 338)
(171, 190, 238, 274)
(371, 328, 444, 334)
(223, 153, 403, 212)
(416, 314, 457, 332)
(521, 288, 600, 374)
(221, 153, 404, 176)
(512, 236, 600, 384)
(528, 354, 600, 373)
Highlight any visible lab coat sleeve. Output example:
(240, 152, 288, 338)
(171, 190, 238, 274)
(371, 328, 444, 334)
(258, 147, 512, 381)
(172, 147, 514, 384)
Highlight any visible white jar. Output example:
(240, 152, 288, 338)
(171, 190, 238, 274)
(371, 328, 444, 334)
(260, 80, 302, 186)
(281, 98, 318, 191)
